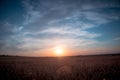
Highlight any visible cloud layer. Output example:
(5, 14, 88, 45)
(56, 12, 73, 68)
(0, 0, 120, 56)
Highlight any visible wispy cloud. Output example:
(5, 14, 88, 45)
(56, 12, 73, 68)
(114, 37, 120, 41)
(0, 0, 120, 55)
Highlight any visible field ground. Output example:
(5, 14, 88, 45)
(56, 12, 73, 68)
(0, 54, 120, 80)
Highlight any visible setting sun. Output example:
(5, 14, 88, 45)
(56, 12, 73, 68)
(55, 48, 64, 56)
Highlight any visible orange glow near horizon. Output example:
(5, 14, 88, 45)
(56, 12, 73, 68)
(26, 46, 120, 57)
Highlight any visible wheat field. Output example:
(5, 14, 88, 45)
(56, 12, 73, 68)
(0, 54, 120, 80)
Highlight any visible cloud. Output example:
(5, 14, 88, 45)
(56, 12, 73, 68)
(21, 0, 120, 32)
(17, 36, 99, 51)
(38, 27, 101, 38)
(0, 21, 26, 54)
(0, 0, 120, 55)
(114, 37, 120, 41)
(0, 22, 15, 38)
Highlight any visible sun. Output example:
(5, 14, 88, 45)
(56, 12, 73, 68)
(55, 48, 64, 56)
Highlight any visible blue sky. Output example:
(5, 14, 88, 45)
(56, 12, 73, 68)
(0, 0, 120, 56)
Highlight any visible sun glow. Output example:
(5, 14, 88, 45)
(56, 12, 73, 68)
(54, 47, 64, 56)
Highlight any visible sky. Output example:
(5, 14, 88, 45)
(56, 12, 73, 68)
(0, 0, 120, 56)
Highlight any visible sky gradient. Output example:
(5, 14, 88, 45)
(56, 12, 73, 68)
(0, 0, 120, 56)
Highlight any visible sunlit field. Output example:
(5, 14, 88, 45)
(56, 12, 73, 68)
(0, 54, 120, 80)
